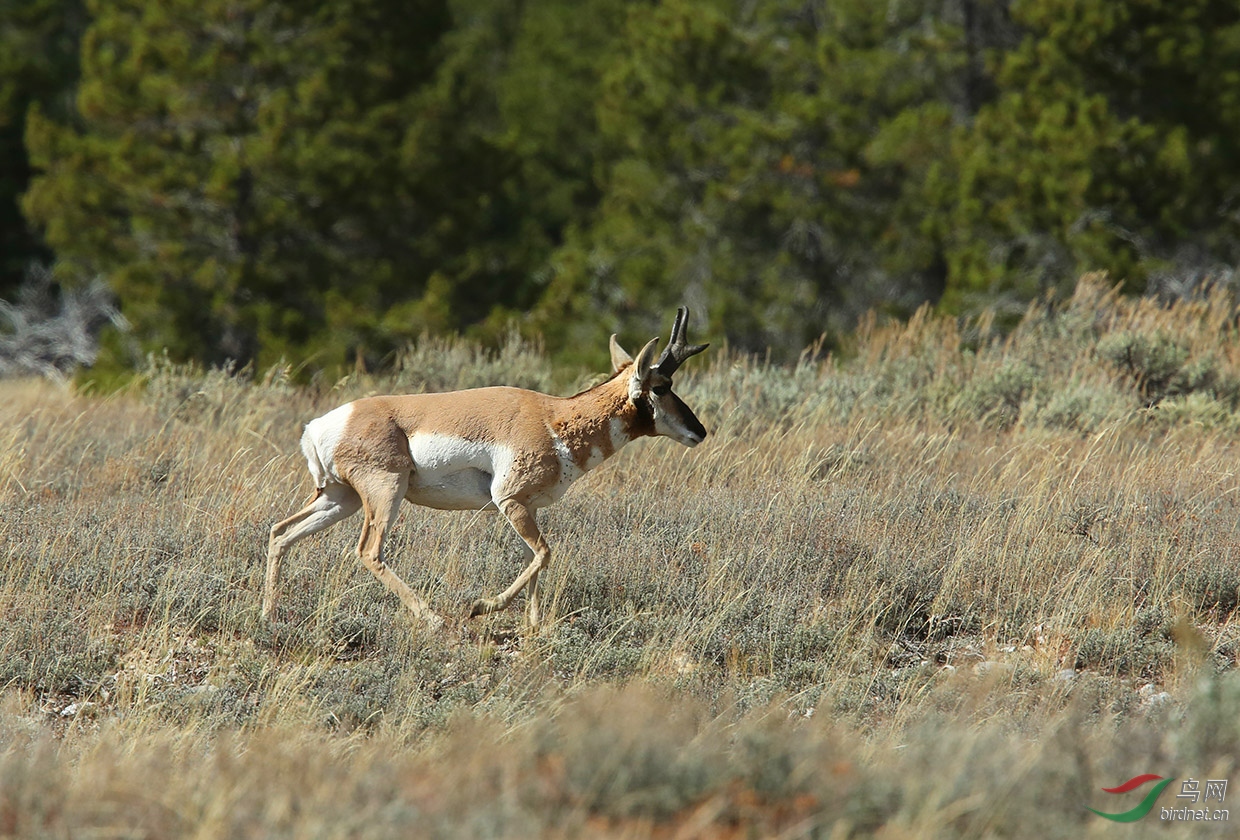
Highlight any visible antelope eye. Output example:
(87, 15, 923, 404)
(652, 385, 671, 396)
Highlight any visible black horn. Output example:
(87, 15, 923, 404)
(655, 307, 709, 377)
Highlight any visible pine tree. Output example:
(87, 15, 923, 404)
(21, 0, 632, 369)
(0, 0, 86, 296)
(23, 0, 453, 367)
(934, 0, 1240, 311)
(538, 0, 986, 360)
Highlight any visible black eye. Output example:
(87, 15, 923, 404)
(652, 385, 671, 396)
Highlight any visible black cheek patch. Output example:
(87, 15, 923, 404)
(631, 397, 657, 437)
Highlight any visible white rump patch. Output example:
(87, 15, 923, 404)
(301, 402, 355, 487)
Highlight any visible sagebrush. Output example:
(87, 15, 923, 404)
(1, 277, 1238, 837)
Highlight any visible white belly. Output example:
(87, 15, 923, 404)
(406, 433, 509, 511)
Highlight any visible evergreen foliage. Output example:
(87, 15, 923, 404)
(934, 0, 1240, 314)
(2, 0, 1238, 370)
(0, 0, 85, 294)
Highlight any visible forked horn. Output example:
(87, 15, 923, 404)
(654, 307, 709, 377)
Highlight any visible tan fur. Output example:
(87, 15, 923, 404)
(262, 324, 707, 632)
(335, 375, 639, 499)
(548, 374, 635, 469)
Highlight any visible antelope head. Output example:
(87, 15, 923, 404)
(609, 307, 710, 447)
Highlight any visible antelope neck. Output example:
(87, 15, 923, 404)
(549, 373, 644, 472)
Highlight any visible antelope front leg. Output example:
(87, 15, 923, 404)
(469, 499, 550, 629)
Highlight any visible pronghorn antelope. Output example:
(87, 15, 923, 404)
(262, 308, 709, 630)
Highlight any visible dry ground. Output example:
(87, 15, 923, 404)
(1, 278, 1239, 837)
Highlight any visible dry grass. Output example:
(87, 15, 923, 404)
(2, 276, 1239, 837)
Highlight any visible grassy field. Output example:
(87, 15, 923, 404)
(2, 276, 1239, 837)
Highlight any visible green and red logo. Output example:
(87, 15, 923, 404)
(1087, 774, 1175, 822)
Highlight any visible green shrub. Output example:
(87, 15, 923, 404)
(952, 361, 1037, 429)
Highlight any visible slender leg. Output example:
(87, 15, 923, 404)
(527, 569, 541, 629)
(352, 470, 443, 629)
(264, 483, 362, 620)
(468, 499, 551, 629)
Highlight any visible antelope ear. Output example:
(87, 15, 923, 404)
(628, 337, 660, 401)
(609, 334, 633, 373)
